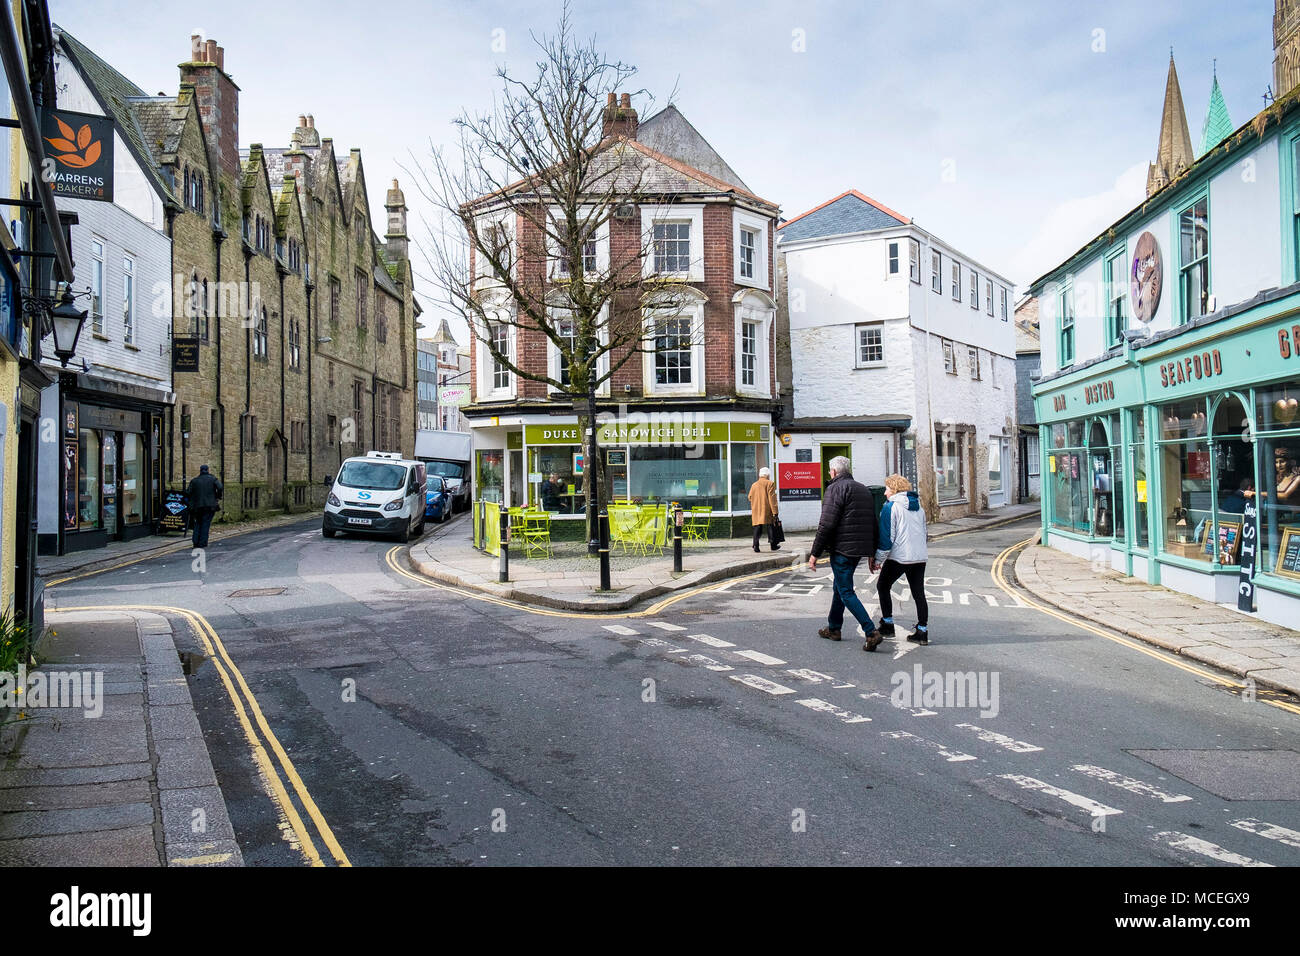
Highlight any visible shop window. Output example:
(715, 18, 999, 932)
(935, 427, 964, 504)
(1130, 412, 1149, 549)
(629, 444, 727, 512)
(729, 442, 770, 512)
(529, 445, 585, 513)
(122, 434, 143, 526)
(1158, 398, 1213, 563)
(1256, 381, 1300, 581)
(1047, 421, 1087, 533)
(476, 450, 505, 504)
(78, 428, 99, 530)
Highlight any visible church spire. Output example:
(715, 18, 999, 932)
(1147, 52, 1196, 197)
(1199, 65, 1233, 156)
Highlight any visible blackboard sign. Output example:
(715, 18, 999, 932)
(158, 491, 188, 534)
(172, 336, 200, 372)
(606, 449, 626, 466)
(1237, 498, 1258, 612)
(1275, 526, 1300, 580)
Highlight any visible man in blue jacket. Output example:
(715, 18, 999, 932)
(872, 473, 930, 647)
(808, 456, 881, 649)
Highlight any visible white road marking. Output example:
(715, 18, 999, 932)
(1152, 831, 1273, 867)
(729, 674, 797, 696)
(639, 638, 686, 653)
(786, 668, 855, 689)
(734, 649, 787, 666)
(647, 621, 685, 631)
(890, 636, 922, 660)
(1070, 764, 1191, 803)
(685, 654, 733, 672)
(955, 723, 1044, 753)
(602, 624, 639, 635)
(687, 634, 735, 649)
(1230, 818, 1300, 850)
(882, 730, 976, 762)
(997, 774, 1122, 817)
(860, 692, 936, 717)
(796, 698, 871, 724)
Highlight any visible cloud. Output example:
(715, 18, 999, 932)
(1007, 161, 1148, 289)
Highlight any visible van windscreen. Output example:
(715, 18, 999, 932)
(336, 461, 407, 491)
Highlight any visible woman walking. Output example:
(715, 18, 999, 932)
(868, 474, 930, 649)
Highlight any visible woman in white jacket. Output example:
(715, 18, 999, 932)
(868, 474, 930, 649)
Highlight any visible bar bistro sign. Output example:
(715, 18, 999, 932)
(1049, 378, 1117, 413)
(41, 109, 114, 202)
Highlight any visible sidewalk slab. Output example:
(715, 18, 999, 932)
(0, 611, 244, 867)
(1015, 543, 1300, 697)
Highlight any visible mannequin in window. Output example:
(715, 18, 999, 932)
(1274, 448, 1300, 506)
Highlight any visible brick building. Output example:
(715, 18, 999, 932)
(462, 98, 781, 533)
(55, 31, 417, 522)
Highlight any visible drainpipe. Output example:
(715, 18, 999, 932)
(214, 230, 226, 488)
(278, 265, 288, 510)
(242, 247, 251, 491)
(305, 261, 314, 489)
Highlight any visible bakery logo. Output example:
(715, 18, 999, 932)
(41, 109, 114, 202)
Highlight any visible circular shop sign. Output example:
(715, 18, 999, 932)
(1130, 231, 1163, 324)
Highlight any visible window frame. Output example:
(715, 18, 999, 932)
(90, 237, 104, 336)
(1058, 280, 1076, 365)
(855, 321, 885, 368)
(733, 293, 774, 398)
(733, 211, 770, 289)
(641, 205, 705, 282)
(968, 345, 981, 380)
(970, 270, 979, 309)
(951, 261, 961, 301)
(908, 237, 920, 283)
(930, 249, 942, 294)
(547, 305, 610, 397)
(888, 241, 900, 276)
(548, 206, 608, 281)
(122, 254, 135, 344)
(941, 337, 956, 375)
(985, 278, 994, 316)
(1104, 244, 1128, 347)
(644, 295, 706, 396)
(1176, 191, 1211, 324)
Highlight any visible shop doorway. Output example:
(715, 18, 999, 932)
(101, 432, 118, 536)
(988, 438, 1009, 507)
(820, 443, 852, 490)
(509, 450, 523, 507)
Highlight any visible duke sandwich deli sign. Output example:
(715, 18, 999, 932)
(41, 109, 114, 202)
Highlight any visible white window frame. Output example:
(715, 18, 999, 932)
(951, 261, 961, 301)
(475, 304, 517, 401)
(644, 294, 706, 396)
(942, 338, 956, 375)
(968, 346, 981, 380)
(1000, 286, 1009, 321)
(472, 211, 515, 287)
(547, 206, 609, 281)
(122, 254, 135, 345)
(855, 321, 885, 368)
(930, 249, 942, 293)
(642, 204, 705, 282)
(733, 210, 770, 290)
(547, 305, 611, 398)
(733, 290, 775, 398)
(888, 241, 900, 276)
(90, 238, 104, 336)
(985, 278, 994, 316)
(970, 270, 979, 310)
(908, 238, 920, 283)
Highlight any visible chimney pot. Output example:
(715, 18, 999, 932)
(215, 46, 224, 70)
(306, 114, 314, 129)
(606, 92, 616, 106)
(620, 93, 630, 108)
(204, 39, 217, 63)
(191, 34, 202, 59)
(299, 114, 307, 127)
(392, 178, 398, 189)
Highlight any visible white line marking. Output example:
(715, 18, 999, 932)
(1070, 764, 1191, 803)
(729, 674, 797, 696)
(955, 723, 1044, 753)
(860, 692, 936, 717)
(603, 624, 639, 635)
(685, 654, 733, 672)
(890, 636, 921, 660)
(639, 638, 686, 653)
(997, 774, 1122, 817)
(1230, 818, 1300, 850)
(734, 649, 787, 666)
(1153, 831, 1273, 867)
(687, 634, 735, 648)
(647, 621, 685, 631)
(796, 698, 871, 724)
(882, 730, 976, 762)
(785, 668, 853, 688)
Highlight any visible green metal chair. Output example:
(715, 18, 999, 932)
(684, 505, 712, 544)
(608, 505, 638, 555)
(519, 510, 553, 559)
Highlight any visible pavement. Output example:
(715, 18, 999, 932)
(37, 511, 311, 584)
(1015, 541, 1300, 697)
(0, 609, 242, 867)
(407, 501, 1042, 611)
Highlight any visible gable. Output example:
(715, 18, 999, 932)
(779, 192, 909, 242)
(637, 105, 750, 192)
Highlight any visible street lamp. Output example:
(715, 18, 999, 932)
(25, 287, 89, 367)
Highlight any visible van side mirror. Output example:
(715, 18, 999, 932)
(322, 474, 332, 486)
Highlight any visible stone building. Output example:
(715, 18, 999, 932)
(54, 31, 417, 522)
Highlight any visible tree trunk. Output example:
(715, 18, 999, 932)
(585, 387, 602, 552)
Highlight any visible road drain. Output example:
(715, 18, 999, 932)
(228, 587, 287, 598)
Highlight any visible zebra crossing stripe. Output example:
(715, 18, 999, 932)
(786, 668, 854, 689)
(686, 654, 733, 672)
(997, 774, 1122, 817)
(687, 634, 735, 648)
(883, 730, 976, 762)
(796, 698, 871, 724)
(1070, 764, 1191, 803)
(1152, 831, 1273, 867)
(955, 723, 1044, 753)
(1230, 818, 1300, 850)
(647, 621, 686, 631)
(602, 624, 638, 635)
(734, 649, 786, 666)
(729, 674, 797, 696)
(860, 691, 936, 717)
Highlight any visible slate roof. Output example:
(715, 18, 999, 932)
(55, 26, 178, 207)
(637, 105, 751, 192)
(777, 190, 909, 243)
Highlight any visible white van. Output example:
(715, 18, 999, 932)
(322, 451, 426, 542)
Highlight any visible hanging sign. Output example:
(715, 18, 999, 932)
(41, 108, 114, 202)
(1237, 497, 1258, 612)
(172, 336, 200, 372)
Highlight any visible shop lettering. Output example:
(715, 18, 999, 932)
(1083, 380, 1115, 405)
(1053, 395, 1067, 412)
(1159, 349, 1222, 388)
(1280, 324, 1300, 359)
(541, 429, 580, 441)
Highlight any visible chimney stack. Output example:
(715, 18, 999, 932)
(385, 178, 408, 261)
(180, 35, 241, 180)
(602, 91, 638, 140)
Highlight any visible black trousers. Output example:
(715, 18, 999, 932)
(877, 560, 928, 626)
(752, 522, 777, 549)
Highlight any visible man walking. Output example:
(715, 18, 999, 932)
(808, 456, 881, 649)
(747, 466, 780, 552)
(186, 464, 223, 549)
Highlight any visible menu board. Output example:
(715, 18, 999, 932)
(1276, 527, 1300, 580)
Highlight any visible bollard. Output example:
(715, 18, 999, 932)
(673, 506, 684, 573)
(598, 510, 611, 591)
(499, 508, 509, 583)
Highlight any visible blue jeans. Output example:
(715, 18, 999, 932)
(827, 552, 873, 632)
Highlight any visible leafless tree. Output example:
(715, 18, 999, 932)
(408, 2, 696, 545)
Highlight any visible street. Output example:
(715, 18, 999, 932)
(45, 516, 1300, 867)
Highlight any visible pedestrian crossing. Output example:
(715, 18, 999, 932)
(593, 618, 1300, 867)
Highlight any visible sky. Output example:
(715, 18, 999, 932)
(52, 0, 1274, 341)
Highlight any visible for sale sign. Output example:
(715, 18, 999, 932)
(778, 462, 822, 501)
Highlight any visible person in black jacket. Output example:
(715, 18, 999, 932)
(185, 465, 223, 548)
(808, 456, 881, 649)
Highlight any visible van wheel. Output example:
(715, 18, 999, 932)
(416, 517, 426, 536)
(396, 523, 410, 544)
(322, 526, 336, 538)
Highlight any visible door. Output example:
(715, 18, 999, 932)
(988, 438, 1006, 507)
(509, 450, 523, 507)
(820, 443, 852, 491)
(266, 440, 284, 508)
(102, 432, 118, 536)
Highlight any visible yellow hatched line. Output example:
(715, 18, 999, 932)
(55, 604, 352, 866)
(989, 537, 1300, 717)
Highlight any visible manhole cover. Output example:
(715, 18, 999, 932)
(228, 587, 287, 598)
(1128, 749, 1300, 801)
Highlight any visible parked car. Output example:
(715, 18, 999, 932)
(416, 430, 472, 513)
(424, 474, 453, 522)
(323, 451, 426, 542)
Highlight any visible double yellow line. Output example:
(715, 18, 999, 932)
(56, 604, 351, 867)
(990, 536, 1300, 717)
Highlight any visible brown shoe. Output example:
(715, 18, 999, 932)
(817, 626, 842, 641)
(863, 629, 884, 652)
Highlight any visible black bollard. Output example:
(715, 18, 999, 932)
(499, 508, 509, 583)
(673, 506, 684, 573)
(598, 510, 611, 591)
